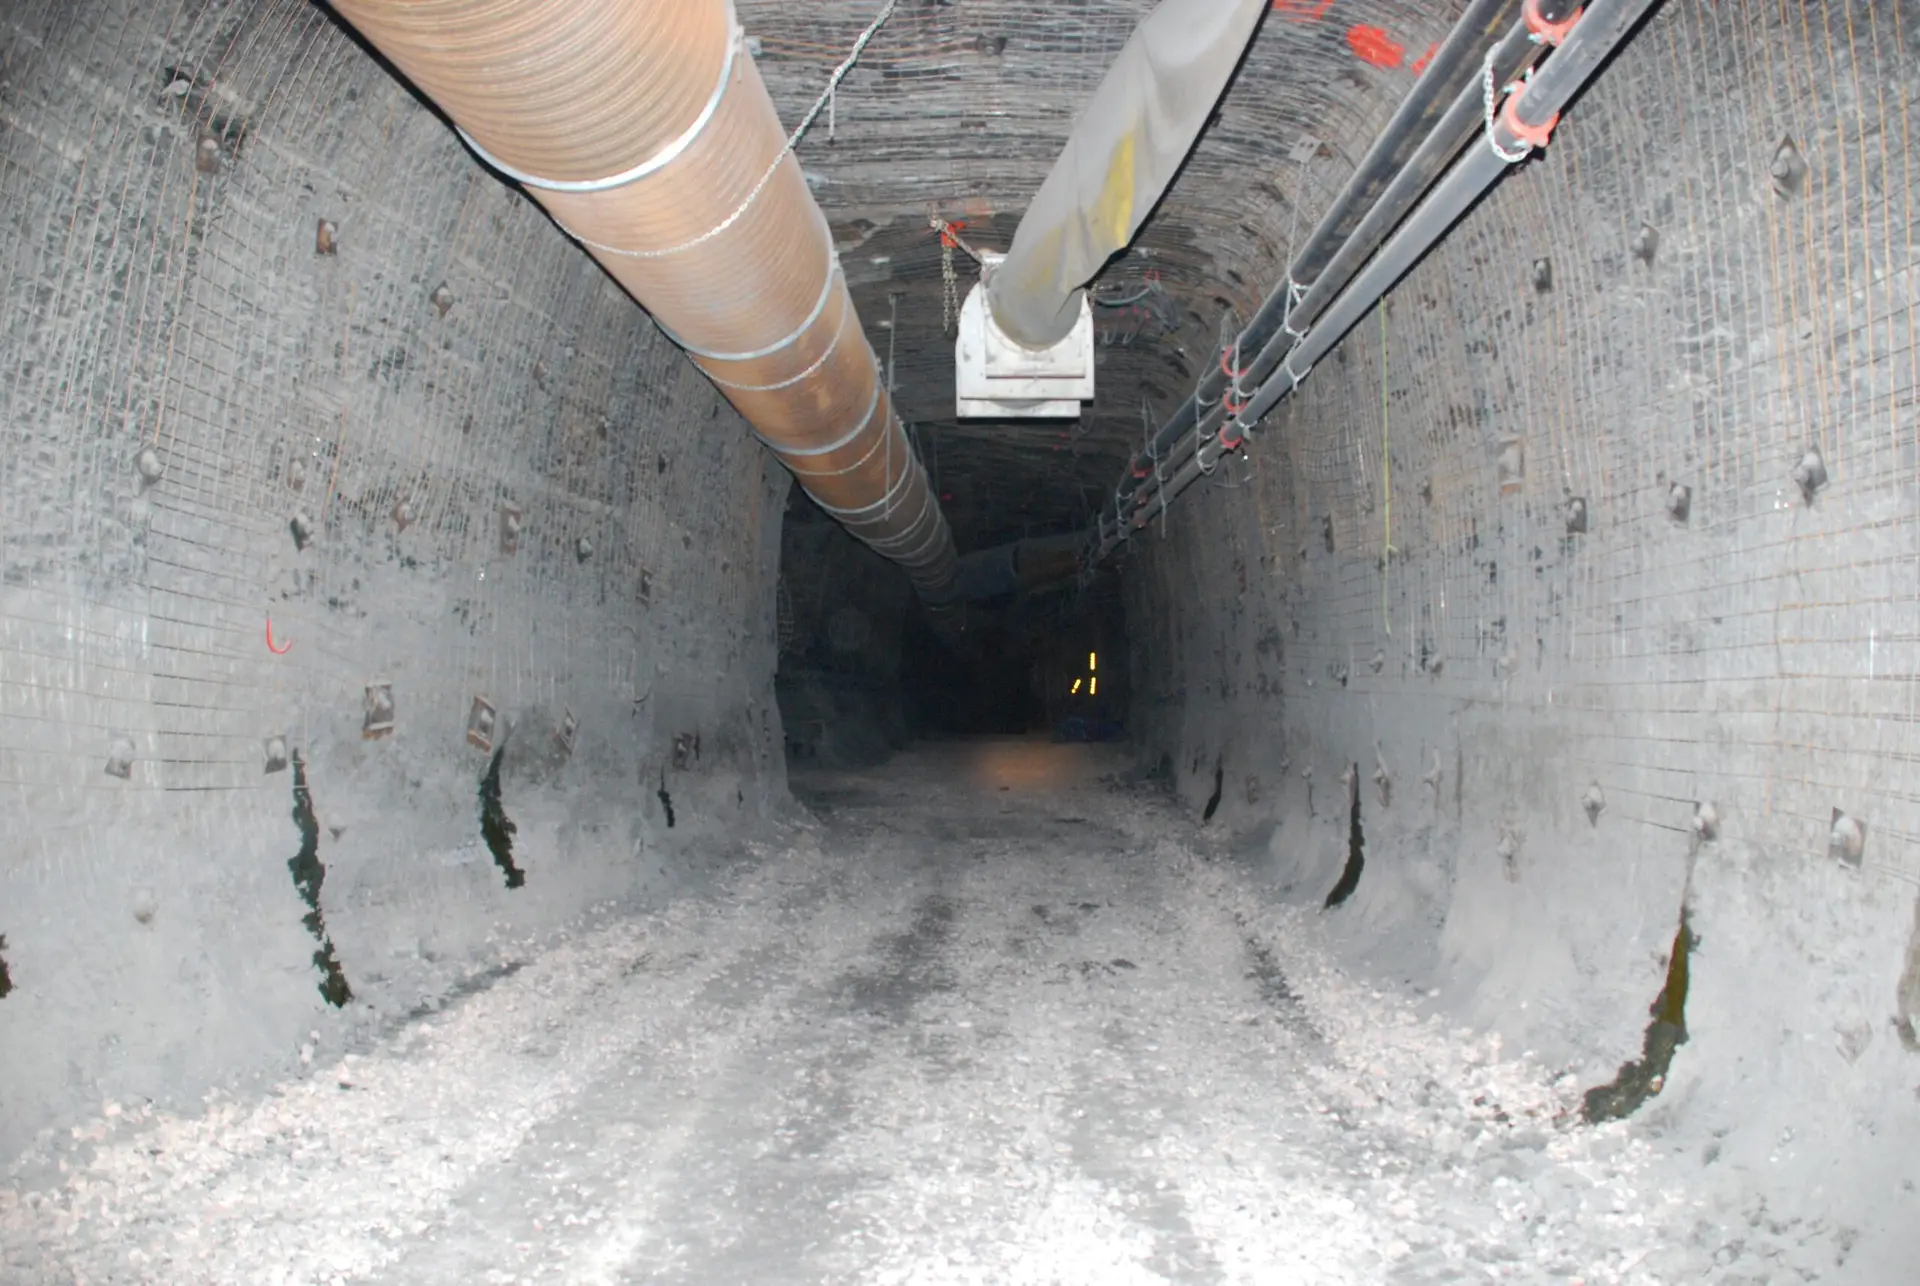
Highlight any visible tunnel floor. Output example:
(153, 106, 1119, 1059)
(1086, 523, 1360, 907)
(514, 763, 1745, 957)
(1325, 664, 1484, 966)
(4, 742, 1696, 1284)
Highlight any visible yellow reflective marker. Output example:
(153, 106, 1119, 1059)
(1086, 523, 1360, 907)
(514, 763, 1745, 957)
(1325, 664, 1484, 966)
(1090, 676, 1098, 696)
(1071, 678, 1082, 694)
(1089, 651, 1097, 672)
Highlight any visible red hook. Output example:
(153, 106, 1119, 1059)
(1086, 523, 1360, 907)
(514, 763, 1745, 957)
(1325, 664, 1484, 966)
(266, 615, 292, 655)
(1499, 86, 1560, 152)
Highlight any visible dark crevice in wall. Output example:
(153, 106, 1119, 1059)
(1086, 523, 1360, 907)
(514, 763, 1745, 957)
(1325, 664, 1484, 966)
(1324, 770, 1365, 910)
(480, 747, 525, 889)
(0, 934, 12, 999)
(1202, 758, 1224, 822)
(1582, 908, 1695, 1123)
(657, 768, 677, 829)
(286, 755, 353, 1008)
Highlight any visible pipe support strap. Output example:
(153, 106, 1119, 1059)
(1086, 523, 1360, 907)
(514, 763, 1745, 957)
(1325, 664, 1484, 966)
(707, 296, 854, 392)
(754, 379, 881, 459)
(813, 459, 918, 519)
(675, 241, 840, 362)
(454, 8, 743, 193)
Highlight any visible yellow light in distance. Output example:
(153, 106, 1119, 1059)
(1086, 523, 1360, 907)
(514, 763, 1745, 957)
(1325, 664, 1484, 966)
(1089, 652, 1097, 672)
(1071, 678, 1082, 694)
(1090, 676, 1098, 695)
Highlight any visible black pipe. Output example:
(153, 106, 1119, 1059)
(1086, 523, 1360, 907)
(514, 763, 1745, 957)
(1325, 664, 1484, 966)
(1104, 0, 1525, 528)
(1107, 0, 1664, 550)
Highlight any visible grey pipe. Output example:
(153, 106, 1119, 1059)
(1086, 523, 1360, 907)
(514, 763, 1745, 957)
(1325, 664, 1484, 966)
(1105, 0, 1664, 553)
(1102, 0, 1529, 527)
(1106, 13, 1548, 533)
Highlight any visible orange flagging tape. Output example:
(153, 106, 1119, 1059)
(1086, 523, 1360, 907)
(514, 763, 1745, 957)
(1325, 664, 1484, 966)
(1347, 25, 1405, 70)
(1272, 0, 1335, 21)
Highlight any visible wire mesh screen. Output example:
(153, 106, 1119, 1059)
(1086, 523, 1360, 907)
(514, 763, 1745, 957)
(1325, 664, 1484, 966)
(0, 0, 779, 818)
(0, 0, 785, 1146)
(1132, 1, 1920, 896)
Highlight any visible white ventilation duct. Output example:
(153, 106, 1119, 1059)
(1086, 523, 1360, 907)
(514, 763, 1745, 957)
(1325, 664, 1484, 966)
(986, 0, 1269, 349)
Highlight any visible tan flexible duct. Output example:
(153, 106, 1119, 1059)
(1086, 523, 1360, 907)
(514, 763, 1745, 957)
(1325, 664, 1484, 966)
(327, 0, 957, 603)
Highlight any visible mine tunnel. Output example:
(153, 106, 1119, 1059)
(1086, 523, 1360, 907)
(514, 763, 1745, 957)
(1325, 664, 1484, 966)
(2, 0, 1918, 1280)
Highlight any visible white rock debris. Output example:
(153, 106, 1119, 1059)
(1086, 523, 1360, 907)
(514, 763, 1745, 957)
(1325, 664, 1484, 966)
(3, 750, 1715, 1284)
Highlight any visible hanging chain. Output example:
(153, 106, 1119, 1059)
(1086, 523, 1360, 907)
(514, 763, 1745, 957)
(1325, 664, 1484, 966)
(941, 237, 959, 338)
(930, 215, 984, 340)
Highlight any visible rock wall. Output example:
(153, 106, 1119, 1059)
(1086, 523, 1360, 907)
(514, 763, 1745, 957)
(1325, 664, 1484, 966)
(0, 0, 786, 1159)
(775, 510, 913, 767)
(1125, 0, 1920, 1260)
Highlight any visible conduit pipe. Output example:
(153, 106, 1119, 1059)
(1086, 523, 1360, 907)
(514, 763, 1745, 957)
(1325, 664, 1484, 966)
(1100, 0, 1532, 529)
(1103, 0, 1661, 553)
(326, 0, 958, 605)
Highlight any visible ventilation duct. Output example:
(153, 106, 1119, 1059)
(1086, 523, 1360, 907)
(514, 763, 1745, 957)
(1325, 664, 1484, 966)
(985, 0, 1269, 349)
(951, 531, 1087, 603)
(326, 0, 957, 605)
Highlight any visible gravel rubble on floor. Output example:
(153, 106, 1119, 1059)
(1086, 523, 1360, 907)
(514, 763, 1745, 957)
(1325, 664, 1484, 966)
(2, 759, 1722, 1284)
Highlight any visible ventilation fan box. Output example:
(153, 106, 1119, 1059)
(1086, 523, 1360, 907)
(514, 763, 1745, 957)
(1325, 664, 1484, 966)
(956, 253, 1093, 418)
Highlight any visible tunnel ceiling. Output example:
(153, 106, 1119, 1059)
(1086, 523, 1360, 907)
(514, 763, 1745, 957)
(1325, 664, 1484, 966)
(740, 0, 1454, 552)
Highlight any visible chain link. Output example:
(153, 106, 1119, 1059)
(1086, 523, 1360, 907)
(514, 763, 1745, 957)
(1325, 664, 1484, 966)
(941, 239, 960, 338)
